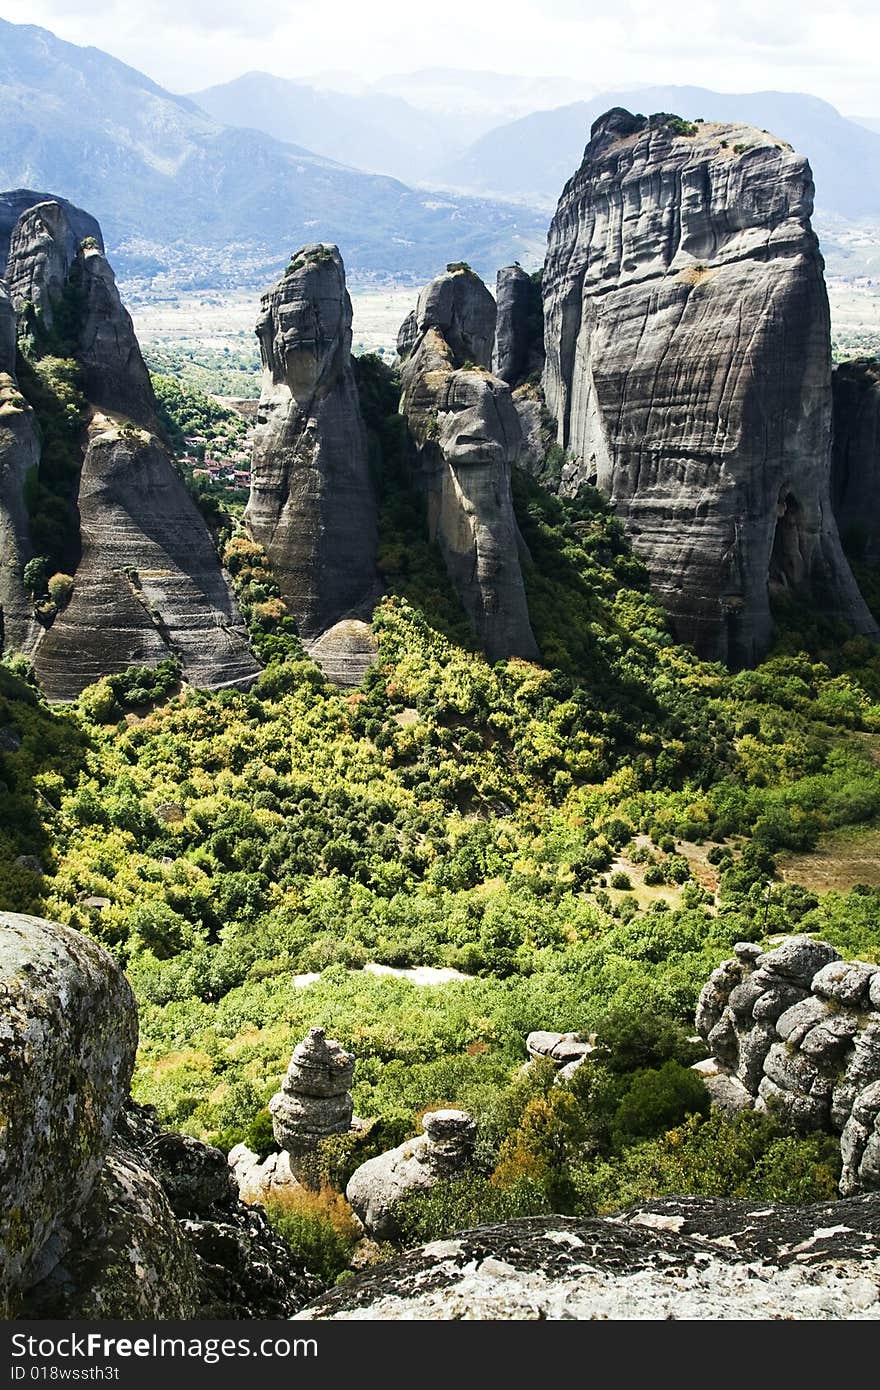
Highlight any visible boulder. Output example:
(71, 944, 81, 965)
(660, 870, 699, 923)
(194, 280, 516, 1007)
(19, 1146, 200, 1319)
(0, 911, 138, 1314)
(33, 420, 257, 698)
(245, 244, 378, 664)
(228, 1144, 301, 1206)
(306, 618, 378, 688)
(346, 1109, 476, 1242)
(542, 110, 877, 665)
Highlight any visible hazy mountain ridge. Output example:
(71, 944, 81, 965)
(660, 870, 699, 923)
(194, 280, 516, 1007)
(438, 84, 880, 222)
(0, 20, 546, 287)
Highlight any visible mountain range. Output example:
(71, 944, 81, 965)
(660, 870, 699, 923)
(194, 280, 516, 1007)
(0, 20, 545, 287)
(1, 19, 879, 294)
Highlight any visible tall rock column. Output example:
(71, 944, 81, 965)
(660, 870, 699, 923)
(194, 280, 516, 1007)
(542, 108, 877, 666)
(0, 280, 39, 654)
(832, 359, 880, 564)
(399, 264, 538, 662)
(3, 200, 257, 697)
(245, 244, 378, 678)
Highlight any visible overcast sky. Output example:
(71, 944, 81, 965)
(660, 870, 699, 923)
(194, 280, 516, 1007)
(2, 0, 879, 113)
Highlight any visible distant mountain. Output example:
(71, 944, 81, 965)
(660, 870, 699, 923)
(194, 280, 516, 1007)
(0, 21, 546, 289)
(368, 68, 597, 124)
(850, 116, 880, 136)
(439, 85, 880, 222)
(190, 72, 474, 184)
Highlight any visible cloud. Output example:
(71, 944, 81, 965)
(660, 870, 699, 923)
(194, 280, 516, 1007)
(1, 0, 879, 111)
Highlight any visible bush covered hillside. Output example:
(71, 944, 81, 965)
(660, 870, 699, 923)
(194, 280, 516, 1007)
(2, 355, 880, 1262)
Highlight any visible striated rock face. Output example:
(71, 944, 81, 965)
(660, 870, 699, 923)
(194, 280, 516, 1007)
(1, 196, 258, 695)
(493, 265, 544, 387)
(345, 1109, 477, 1242)
(7, 201, 84, 334)
(269, 1027, 356, 1170)
(696, 937, 880, 1194)
(396, 308, 418, 361)
(34, 419, 257, 699)
(0, 912, 138, 1315)
(1, 913, 318, 1319)
(0, 189, 102, 279)
(75, 243, 161, 433)
(245, 244, 378, 663)
(298, 1201, 880, 1319)
(400, 266, 538, 662)
(542, 109, 877, 665)
(0, 286, 39, 653)
(832, 359, 880, 563)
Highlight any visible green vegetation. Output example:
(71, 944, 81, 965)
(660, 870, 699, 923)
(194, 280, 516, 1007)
(151, 375, 248, 455)
(142, 344, 260, 399)
(3, 353, 880, 1264)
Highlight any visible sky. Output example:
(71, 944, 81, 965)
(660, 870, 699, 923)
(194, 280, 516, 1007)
(1, 0, 878, 113)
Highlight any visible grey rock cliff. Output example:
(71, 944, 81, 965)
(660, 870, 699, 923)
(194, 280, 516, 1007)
(493, 265, 544, 387)
(0, 912, 138, 1315)
(832, 358, 880, 563)
(298, 1201, 880, 1319)
(695, 936, 880, 1195)
(2, 198, 257, 695)
(0, 282, 39, 653)
(245, 244, 378, 666)
(542, 109, 877, 665)
(33, 419, 257, 699)
(399, 265, 539, 662)
(0, 189, 102, 279)
(0, 911, 317, 1319)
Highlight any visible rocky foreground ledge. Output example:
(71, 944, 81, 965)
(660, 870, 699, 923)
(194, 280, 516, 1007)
(297, 1200, 880, 1320)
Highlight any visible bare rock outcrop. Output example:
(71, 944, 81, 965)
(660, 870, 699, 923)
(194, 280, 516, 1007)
(832, 358, 880, 563)
(399, 265, 538, 662)
(1, 197, 257, 696)
(1, 911, 317, 1319)
(542, 109, 877, 665)
(345, 1109, 477, 1242)
(269, 1027, 356, 1174)
(298, 1200, 880, 1319)
(696, 937, 880, 1194)
(245, 244, 378, 670)
(493, 265, 544, 387)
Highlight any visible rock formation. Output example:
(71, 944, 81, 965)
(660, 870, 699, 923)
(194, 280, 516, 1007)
(0, 281, 39, 654)
(345, 1109, 477, 1241)
(396, 308, 418, 361)
(297, 1202, 880, 1319)
(0, 910, 317, 1318)
(399, 265, 539, 662)
(493, 265, 544, 388)
(541, 109, 877, 666)
(695, 937, 880, 1194)
(245, 244, 378, 671)
(33, 418, 257, 699)
(1, 197, 258, 697)
(269, 1027, 356, 1176)
(526, 1029, 596, 1081)
(832, 358, 880, 563)
(0, 189, 102, 278)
